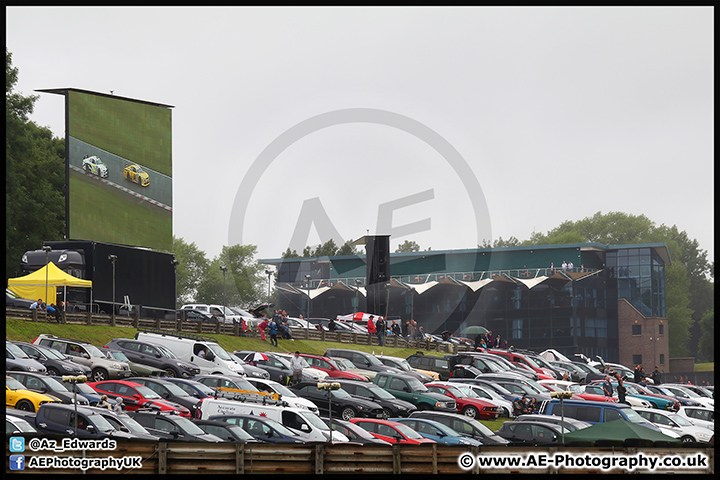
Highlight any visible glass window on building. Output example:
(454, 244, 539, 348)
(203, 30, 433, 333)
(632, 354, 642, 365)
(631, 324, 641, 336)
(658, 324, 664, 335)
(511, 319, 523, 339)
(659, 354, 665, 365)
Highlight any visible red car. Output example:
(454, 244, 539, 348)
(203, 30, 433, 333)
(300, 354, 370, 381)
(425, 382, 501, 420)
(349, 418, 436, 445)
(486, 350, 556, 379)
(86, 380, 192, 417)
(566, 384, 618, 403)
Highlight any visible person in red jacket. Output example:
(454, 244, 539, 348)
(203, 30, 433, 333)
(366, 315, 376, 334)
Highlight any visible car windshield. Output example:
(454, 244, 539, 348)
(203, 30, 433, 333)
(438, 385, 464, 396)
(134, 385, 162, 399)
(159, 381, 192, 397)
(262, 382, 297, 398)
(6, 376, 26, 390)
(454, 385, 481, 398)
(107, 351, 130, 362)
(329, 389, 352, 399)
(229, 353, 247, 365)
(387, 359, 411, 371)
(103, 414, 149, 435)
(84, 344, 106, 358)
(7, 343, 29, 358)
(155, 344, 178, 359)
(407, 378, 428, 392)
(669, 414, 694, 427)
(87, 414, 116, 433)
(364, 355, 385, 367)
(206, 344, 233, 361)
(231, 307, 255, 317)
(66, 382, 96, 395)
(173, 417, 207, 435)
(40, 376, 67, 391)
(366, 385, 395, 399)
(299, 411, 329, 430)
(224, 424, 255, 440)
(37, 345, 66, 360)
(271, 355, 291, 369)
(185, 381, 215, 397)
(394, 423, 425, 439)
(8, 416, 36, 432)
(572, 362, 595, 373)
(622, 407, 649, 424)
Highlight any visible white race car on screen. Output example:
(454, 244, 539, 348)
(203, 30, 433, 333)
(82, 155, 108, 178)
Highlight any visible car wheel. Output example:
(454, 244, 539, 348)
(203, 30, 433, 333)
(463, 406, 479, 419)
(17, 400, 35, 412)
(164, 368, 177, 378)
(92, 368, 108, 382)
(681, 436, 695, 444)
(47, 368, 60, 376)
(382, 408, 392, 419)
(501, 407, 511, 418)
(341, 407, 356, 421)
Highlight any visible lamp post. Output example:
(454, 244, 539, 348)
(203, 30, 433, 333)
(171, 259, 179, 310)
(42, 246, 52, 318)
(220, 266, 228, 322)
(265, 270, 272, 298)
(384, 283, 391, 320)
(305, 274, 312, 317)
(108, 255, 117, 324)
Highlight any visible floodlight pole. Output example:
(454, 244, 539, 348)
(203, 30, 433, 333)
(220, 266, 228, 323)
(305, 274, 312, 317)
(355, 279, 362, 313)
(42, 246, 52, 319)
(265, 270, 272, 298)
(108, 255, 117, 325)
(171, 259, 180, 309)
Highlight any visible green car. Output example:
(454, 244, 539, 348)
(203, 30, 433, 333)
(373, 372, 456, 412)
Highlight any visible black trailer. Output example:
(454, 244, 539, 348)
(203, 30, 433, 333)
(20, 240, 176, 319)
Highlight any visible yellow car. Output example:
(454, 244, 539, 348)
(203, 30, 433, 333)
(123, 163, 150, 187)
(6, 375, 60, 412)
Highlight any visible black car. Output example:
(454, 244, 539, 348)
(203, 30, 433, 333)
(331, 379, 417, 418)
(290, 381, 384, 421)
(192, 374, 256, 394)
(93, 407, 170, 441)
(193, 419, 258, 443)
(324, 348, 403, 375)
(11, 340, 91, 376)
(6, 341, 47, 374)
(164, 378, 217, 400)
(103, 338, 201, 378)
(34, 403, 135, 439)
(6, 371, 90, 406)
(235, 351, 293, 384)
(494, 420, 565, 445)
(126, 377, 202, 416)
(5, 289, 35, 308)
(129, 411, 223, 442)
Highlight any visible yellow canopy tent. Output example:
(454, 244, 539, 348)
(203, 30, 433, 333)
(7, 262, 92, 303)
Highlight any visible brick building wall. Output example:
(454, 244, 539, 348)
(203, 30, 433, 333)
(617, 299, 670, 374)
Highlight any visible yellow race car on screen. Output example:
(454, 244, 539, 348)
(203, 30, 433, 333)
(124, 163, 150, 187)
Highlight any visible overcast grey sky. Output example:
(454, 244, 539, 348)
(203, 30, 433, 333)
(6, 7, 714, 265)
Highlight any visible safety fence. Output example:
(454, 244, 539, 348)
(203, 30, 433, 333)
(5, 440, 714, 475)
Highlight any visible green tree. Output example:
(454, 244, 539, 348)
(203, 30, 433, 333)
(196, 244, 265, 309)
(172, 236, 209, 307)
(395, 240, 421, 253)
(6, 49, 65, 279)
(697, 308, 714, 362)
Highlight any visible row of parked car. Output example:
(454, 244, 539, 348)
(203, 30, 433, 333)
(6, 331, 714, 446)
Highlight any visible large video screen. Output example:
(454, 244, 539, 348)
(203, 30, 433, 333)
(61, 89, 173, 252)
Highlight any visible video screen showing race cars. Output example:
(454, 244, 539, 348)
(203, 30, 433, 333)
(64, 89, 173, 251)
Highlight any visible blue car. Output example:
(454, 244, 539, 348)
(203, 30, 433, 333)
(50, 376, 117, 407)
(390, 417, 481, 446)
(164, 378, 216, 400)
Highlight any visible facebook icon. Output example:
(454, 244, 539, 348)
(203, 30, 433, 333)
(10, 455, 25, 470)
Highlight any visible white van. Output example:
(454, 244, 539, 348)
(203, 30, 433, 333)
(135, 331, 245, 376)
(198, 398, 348, 443)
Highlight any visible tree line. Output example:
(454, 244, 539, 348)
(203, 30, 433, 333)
(6, 49, 713, 362)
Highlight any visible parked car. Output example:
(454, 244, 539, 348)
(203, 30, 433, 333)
(7, 371, 90, 406)
(126, 377, 202, 416)
(514, 414, 591, 433)
(102, 349, 165, 377)
(659, 384, 714, 409)
(86, 380, 191, 417)
(11, 341, 90, 376)
(228, 353, 271, 379)
(486, 350, 556, 379)
(331, 379, 417, 418)
(236, 351, 325, 384)
(373, 372, 457, 413)
(644, 384, 704, 407)
(405, 352, 452, 380)
(34, 403, 136, 439)
(324, 348, 403, 376)
(123, 163, 149, 186)
(424, 381, 500, 419)
(33, 334, 132, 382)
(244, 377, 320, 413)
(192, 374, 274, 404)
(273, 352, 329, 381)
(538, 399, 661, 431)
(82, 155, 108, 178)
(634, 407, 714, 443)
(193, 419, 259, 443)
(495, 420, 566, 445)
(6, 341, 48, 374)
(6, 411, 38, 433)
(321, 417, 391, 445)
(177, 308, 217, 323)
(92, 407, 170, 441)
(164, 378, 216, 400)
(448, 381, 515, 418)
(49, 376, 116, 407)
(675, 406, 714, 431)
(349, 418, 436, 445)
(329, 356, 378, 381)
(376, 355, 434, 383)
(409, 410, 510, 445)
(103, 338, 201, 378)
(129, 411, 222, 442)
(300, 354, 369, 381)
(5, 288, 36, 308)
(209, 414, 312, 444)
(6, 375, 60, 412)
(390, 417, 482, 446)
(290, 381, 384, 421)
